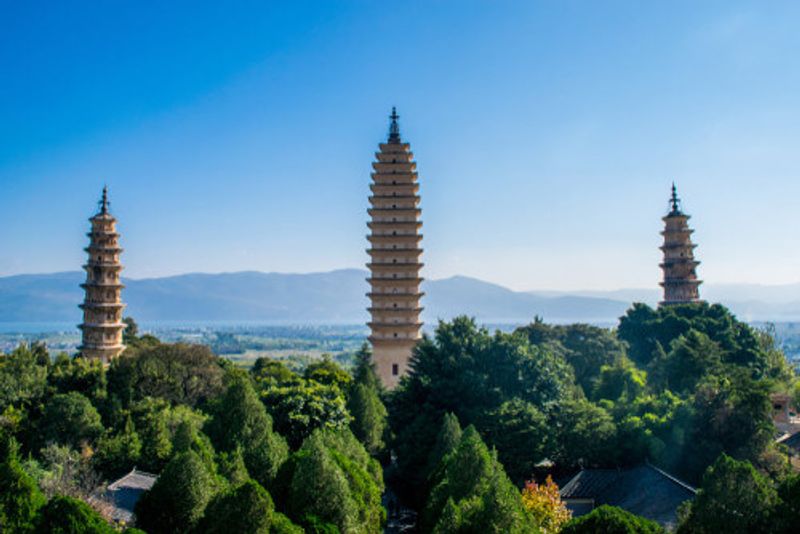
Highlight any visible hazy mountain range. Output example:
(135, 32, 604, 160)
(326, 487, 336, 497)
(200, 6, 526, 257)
(3, 269, 800, 328)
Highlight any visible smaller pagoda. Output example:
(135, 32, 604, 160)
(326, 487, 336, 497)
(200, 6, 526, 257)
(659, 184, 702, 306)
(78, 187, 126, 362)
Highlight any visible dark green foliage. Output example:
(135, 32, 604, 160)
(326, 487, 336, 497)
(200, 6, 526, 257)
(205, 373, 288, 487)
(680, 372, 773, 481)
(93, 415, 141, 478)
(252, 358, 351, 449)
(347, 383, 387, 456)
(347, 343, 388, 456)
(351, 343, 382, 392)
(251, 357, 299, 385)
(0, 437, 45, 533)
(216, 447, 250, 487)
(390, 317, 574, 506)
(518, 320, 626, 396)
(552, 399, 617, 468)
(618, 303, 767, 376)
(677, 454, 777, 534)
(593, 359, 647, 402)
(198, 479, 274, 534)
(270, 511, 305, 534)
(48, 354, 107, 405)
(561, 505, 663, 534)
(774, 473, 800, 534)
(128, 398, 174, 471)
(135, 450, 219, 534)
(0, 344, 48, 412)
(426, 412, 462, 479)
(261, 380, 350, 450)
(287, 429, 384, 534)
(40, 392, 104, 449)
(479, 399, 548, 484)
(304, 356, 352, 390)
(107, 343, 224, 408)
(122, 317, 160, 350)
(423, 426, 536, 533)
(654, 330, 723, 393)
(36, 495, 115, 534)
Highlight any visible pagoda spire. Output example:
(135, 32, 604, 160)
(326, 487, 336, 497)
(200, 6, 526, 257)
(387, 107, 401, 144)
(367, 110, 424, 388)
(659, 185, 702, 306)
(669, 182, 682, 215)
(78, 188, 126, 363)
(99, 185, 109, 215)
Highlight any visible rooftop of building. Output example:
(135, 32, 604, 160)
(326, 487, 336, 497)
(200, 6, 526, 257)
(101, 468, 158, 524)
(559, 463, 696, 529)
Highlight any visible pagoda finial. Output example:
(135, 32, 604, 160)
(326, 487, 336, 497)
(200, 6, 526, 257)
(99, 186, 109, 215)
(388, 107, 401, 144)
(669, 182, 682, 215)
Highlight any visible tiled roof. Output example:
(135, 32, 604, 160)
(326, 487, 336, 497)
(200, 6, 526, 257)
(104, 469, 158, 523)
(560, 464, 696, 529)
(783, 431, 800, 451)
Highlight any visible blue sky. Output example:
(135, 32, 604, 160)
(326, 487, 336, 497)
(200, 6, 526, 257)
(2, 1, 800, 290)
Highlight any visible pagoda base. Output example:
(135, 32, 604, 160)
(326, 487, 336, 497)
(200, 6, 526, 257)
(78, 344, 126, 364)
(370, 339, 417, 389)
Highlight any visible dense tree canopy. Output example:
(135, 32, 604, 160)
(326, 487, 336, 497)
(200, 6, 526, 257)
(422, 425, 536, 533)
(390, 316, 575, 504)
(677, 454, 778, 534)
(1, 299, 797, 532)
(135, 450, 219, 534)
(107, 343, 224, 408)
(561, 505, 663, 534)
(285, 429, 384, 533)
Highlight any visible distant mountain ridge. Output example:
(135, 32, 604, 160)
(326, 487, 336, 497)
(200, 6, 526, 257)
(0, 269, 629, 325)
(2, 270, 800, 326)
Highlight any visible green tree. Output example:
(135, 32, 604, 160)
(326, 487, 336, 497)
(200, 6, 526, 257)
(617, 302, 766, 374)
(774, 472, 800, 534)
(517, 321, 626, 396)
(351, 343, 381, 392)
(48, 354, 107, 405)
(205, 373, 288, 487)
(425, 412, 462, 481)
(480, 399, 549, 485)
(656, 330, 723, 393)
(40, 392, 104, 449)
(677, 454, 777, 534)
(93, 415, 141, 478)
(681, 372, 773, 482)
(259, 376, 351, 450)
(593, 359, 647, 402)
(135, 450, 219, 534)
(217, 447, 249, 487)
(0, 437, 45, 533)
(271, 512, 305, 534)
(561, 505, 663, 534)
(423, 426, 536, 533)
(0, 344, 48, 412)
(390, 317, 574, 506)
(287, 429, 384, 534)
(36, 495, 115, 534)
(347, 382, 387, 456)
(107, 343, 223, 408)
(553, 399, 617, 468)
(304, 356, 353, 390)
(197, 479, 275, 534)
(129, 398, 174, 471)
